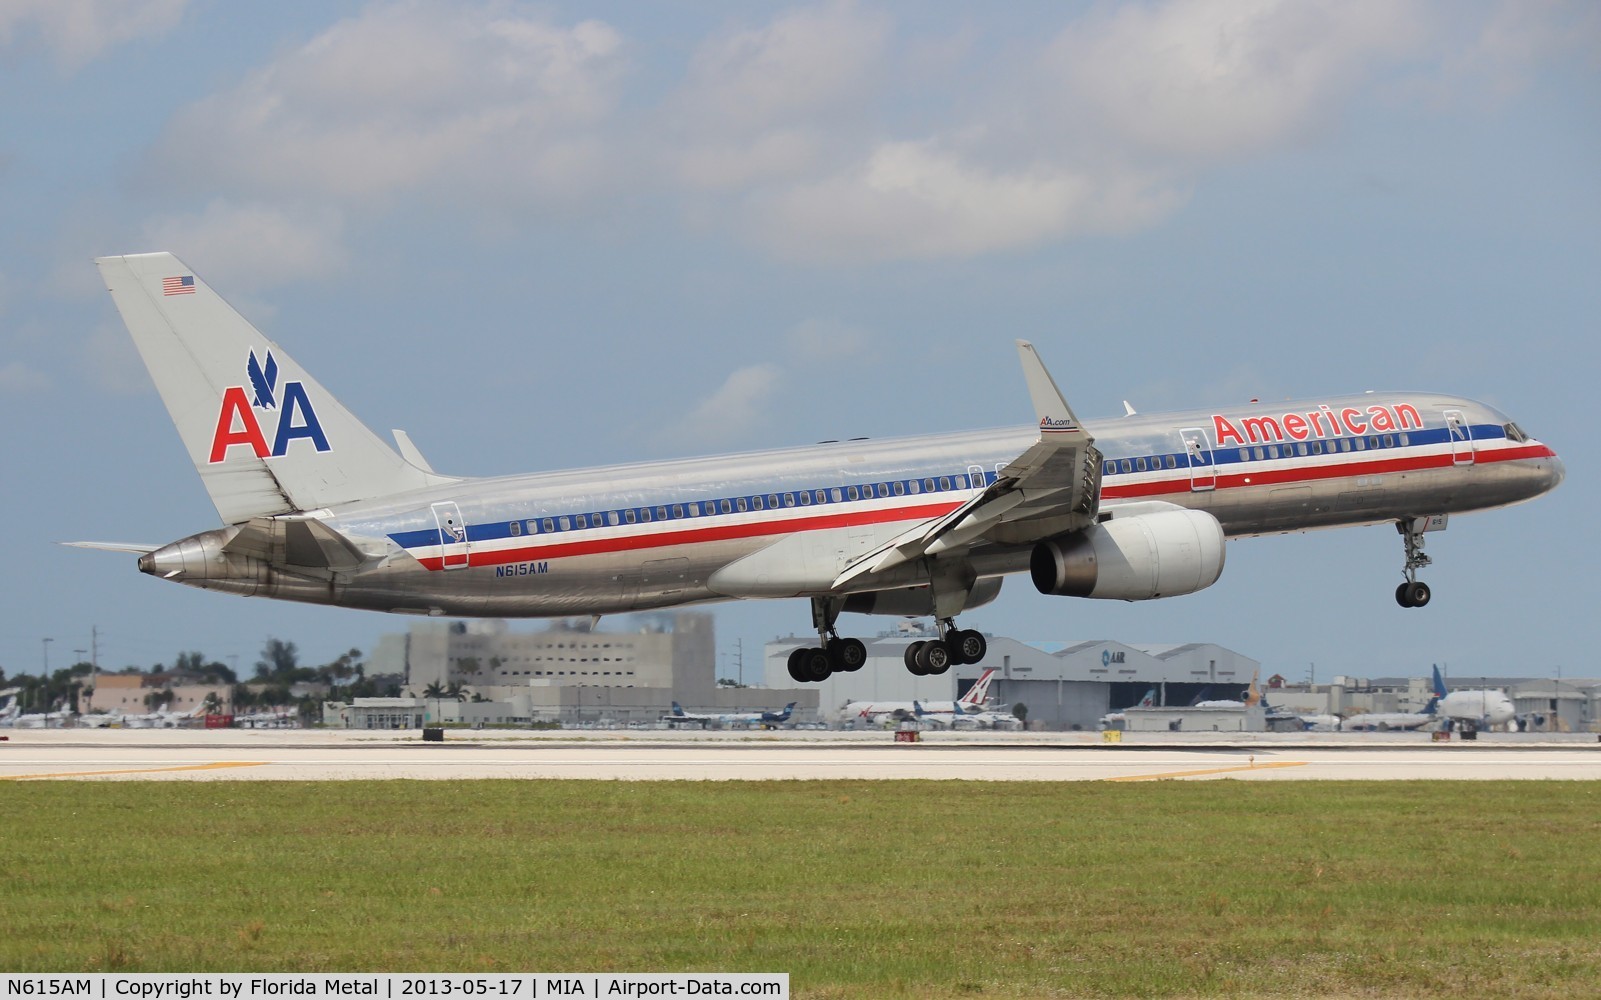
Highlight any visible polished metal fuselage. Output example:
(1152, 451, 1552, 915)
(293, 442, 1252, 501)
(149, 391, 1563, 618)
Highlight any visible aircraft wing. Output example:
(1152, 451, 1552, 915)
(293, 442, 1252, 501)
(832, 341, 1101, 592)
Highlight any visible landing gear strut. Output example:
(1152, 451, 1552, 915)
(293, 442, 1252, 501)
(1395, 517, 1435, 608)
(904, 618, 988, 676)
(785, 597, 867, 683)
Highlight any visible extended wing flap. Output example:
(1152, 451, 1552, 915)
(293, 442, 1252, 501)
(831, 342, 1101, 592)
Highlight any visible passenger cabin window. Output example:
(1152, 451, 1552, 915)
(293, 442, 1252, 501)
(847, 486, 860, 501)
(767, 495, 779, 508)
(1135, 458, 1147, 472)
(639, 508, 651, 522)
(939, 476, 951, 491)
(624, 509, 636, 524)
(814, 490, 826, 504)
(799, 492, 812, 505)
(720, 499, 732, 514)
(1120, 459, 1133, 473)
(752, 496, 764, 510)
(607, 511, 620, 526)
(893, 482, 905, 496)
(831, 488, 844, 503)
(558, 516, 571, 531)
(908, 480, 921, 495)
(543, 518, 555, 533)
(784, 493, 796, 507)
(509, 521, 521, 536)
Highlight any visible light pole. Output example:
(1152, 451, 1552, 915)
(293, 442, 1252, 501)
(42, 637, 53, 674)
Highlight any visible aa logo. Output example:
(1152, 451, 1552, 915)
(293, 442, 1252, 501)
(208, 349, 330, 463)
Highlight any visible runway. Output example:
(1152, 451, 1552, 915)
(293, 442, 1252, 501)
(3, 728, 1598, 781)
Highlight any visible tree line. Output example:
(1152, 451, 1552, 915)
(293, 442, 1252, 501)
(0, 639, 401, 718)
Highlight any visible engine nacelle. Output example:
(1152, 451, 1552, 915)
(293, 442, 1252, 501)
(1030, 508, 1225, 600)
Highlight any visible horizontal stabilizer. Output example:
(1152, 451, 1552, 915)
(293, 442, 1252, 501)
(62, 540, 160, 554)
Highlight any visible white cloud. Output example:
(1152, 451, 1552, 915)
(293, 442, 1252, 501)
(0, 0, 188, 69)
(748, 141, 1183, 262)
(664, 1, 890, 191)
(140, 200, 348, 291)
(0, 361, 51, 393)
(153, 3, 624, 206)
(655, 364, 783, 450)
(1039, 0, 1427, 160)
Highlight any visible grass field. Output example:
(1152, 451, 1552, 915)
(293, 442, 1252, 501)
(3, 780, 1599, 997)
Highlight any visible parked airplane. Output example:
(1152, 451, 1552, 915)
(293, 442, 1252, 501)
(843, 667, 999, 724)
(665, 701, 797, 728)
(1434, 665, 1516, 730)
(915, 699, 1022, 730)
(1195, 671, 1263, 708)
(77, 253, 1564, 686)
(1098, 687, 1157, 728)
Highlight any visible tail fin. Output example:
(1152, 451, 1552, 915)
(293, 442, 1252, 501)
(1422, 664, 1447, 715)
(1244, 670, 1262, 707)
(95, 252, 450, 524)
(671, 702, 685, 716)
(960, 667, 998, 706)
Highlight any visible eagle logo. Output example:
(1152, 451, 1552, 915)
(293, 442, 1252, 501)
(247, 349, 278, 409)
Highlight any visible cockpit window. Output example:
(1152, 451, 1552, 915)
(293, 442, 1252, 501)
(1504, 423, 1528, 443)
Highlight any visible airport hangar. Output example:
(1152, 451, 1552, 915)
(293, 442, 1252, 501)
(764, 632, 1260, 730)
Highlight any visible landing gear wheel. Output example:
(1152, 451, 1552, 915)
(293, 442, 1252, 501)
(952, 629, 987, 665)
(786, 647, 811, 683)
(829, 637, 867, 672)
(905, 641, 928, 675)
(1395, 583, 1413, 609)
(801, 647, 832, 682)
(917, 640, 952, 675)
(1405, 581, 1431, 608)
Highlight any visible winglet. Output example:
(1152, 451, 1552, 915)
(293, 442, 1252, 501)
(1016, 340, 1085, 436)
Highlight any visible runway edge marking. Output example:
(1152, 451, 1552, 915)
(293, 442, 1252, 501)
(1, 761, 268, 781)
(1106, 760, 1309, 782)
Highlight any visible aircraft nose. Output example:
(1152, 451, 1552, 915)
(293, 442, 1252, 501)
(1547, 454, 1566, 491)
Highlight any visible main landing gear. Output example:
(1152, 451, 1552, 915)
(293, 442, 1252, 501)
(1395, 517, 1434, 608)
(784, 599, 988, 682)
(786, 597, 868, 683)
(903, 619, 988, 676)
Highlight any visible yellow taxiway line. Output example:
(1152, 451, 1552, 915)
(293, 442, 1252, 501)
(1106, 760, 1308, 781)
(1, 761, 267, 780)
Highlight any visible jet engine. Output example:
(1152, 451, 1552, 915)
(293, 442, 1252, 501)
(1030, 507, 1225, 600)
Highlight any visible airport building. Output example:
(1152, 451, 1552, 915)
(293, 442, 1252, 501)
(336, 612, 817, 727)
(764, 628, 1260, 731)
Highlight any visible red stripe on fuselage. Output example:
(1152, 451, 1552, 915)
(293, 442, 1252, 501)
(415, 500, 964, 571)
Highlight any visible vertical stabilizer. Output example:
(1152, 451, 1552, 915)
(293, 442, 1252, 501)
(96, 253, 450, 524)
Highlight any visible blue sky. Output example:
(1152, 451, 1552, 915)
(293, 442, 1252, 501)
(2, 0, 1596, 684)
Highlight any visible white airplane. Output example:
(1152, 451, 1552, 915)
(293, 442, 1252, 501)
(915, 699, 1022, 730)
(1098, 687, 1157, 728)
(1194, 671, 1263, 708)
(1434, 666, 1516, 730)
(75, 253, 1564, 687)
(843, 667, 999, 724)
(664, 701, 797, 728)
(122, 702, 207, 729)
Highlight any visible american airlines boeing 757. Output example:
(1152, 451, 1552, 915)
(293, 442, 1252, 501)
(75, 253, 1564, 685)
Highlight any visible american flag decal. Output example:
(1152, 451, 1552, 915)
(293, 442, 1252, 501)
(162, 275, 196, 296)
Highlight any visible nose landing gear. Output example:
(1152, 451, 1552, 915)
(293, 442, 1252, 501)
(1395, 516, 1441, 608)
